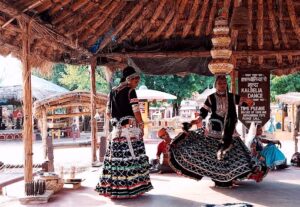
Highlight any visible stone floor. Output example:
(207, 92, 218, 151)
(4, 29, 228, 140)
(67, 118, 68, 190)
(0, 130, 299, 207)
(1, 166, 300, 207)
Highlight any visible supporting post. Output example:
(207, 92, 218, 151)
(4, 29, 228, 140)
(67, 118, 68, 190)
(46, 134, 54, 172)
(0, 106, 2, 126)
(294, 106, 300, 153)
(282, 108, 285, 131)
(292, 104, 295, 126)
(20, 18, 33, 185)
(41, 108, 48, 160)
(100, 115, 109, 162)
(90, 59, 98, 164)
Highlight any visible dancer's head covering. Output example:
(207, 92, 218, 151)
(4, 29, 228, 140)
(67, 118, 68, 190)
(120, 66, 139, 83)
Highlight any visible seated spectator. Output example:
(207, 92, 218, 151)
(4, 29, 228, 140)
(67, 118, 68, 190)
(0, 122, 6, 130)
(251, 125, 288, 170)
(150, 128, 175, 174)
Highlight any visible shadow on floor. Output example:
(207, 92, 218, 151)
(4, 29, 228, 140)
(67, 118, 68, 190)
(210, 179, 300, 207)
(111, 194, 206, 207)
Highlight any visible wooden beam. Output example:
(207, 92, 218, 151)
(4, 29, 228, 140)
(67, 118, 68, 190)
(230, 0, 240, 50)
(97, 49, 300, 59)
(46, 103, 91, 111)
(278, 0, 290, 49)
(47, 112, 91, 119)
(247, 0, 253, 48)
(234, 49, 300, 57)
(272, 65, 300, 76)
(1, 0, 48, 28)
(194, 0, 209, 37)
(90, 59, 97, 163)
(205, 0, 217, 35)
(118, 1, 154, 43)
(182, 0, 200, 38)
(48, 0, 72, 16)
(288, 55, 293, 64)
(0, 16, 21, 33)
(266, 0, 280, 49)
(230, 70, 236, 94)
(19, 18, 33, 184)
(86, 3, 126, 47)
(164, 0, 187, 39)
(52, 0, 89, 25)
(98, 51, 211, 59)
(258, 56, 264, 65)
(286, 0, 300, 42)
(78, 1, 120, 42)
(96, 1, 144, 52)
(150, 6, 175, 41)
(66, 1, 110, 36)
(34, 0, 53, 13)
(0, 1, 91, 57)
(276, 54, 283, 65)
(221, 0, 231, 19)
(257, 0, 264, 49)
(134, 0, 166, 42)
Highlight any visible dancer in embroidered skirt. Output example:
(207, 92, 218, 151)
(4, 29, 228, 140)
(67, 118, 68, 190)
(95, 66, 153, 198)
(169, 75, 267, 187)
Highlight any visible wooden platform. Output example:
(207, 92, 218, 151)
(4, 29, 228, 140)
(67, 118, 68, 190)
(19, 190, 54, 205)
(63, 179, 84, 190)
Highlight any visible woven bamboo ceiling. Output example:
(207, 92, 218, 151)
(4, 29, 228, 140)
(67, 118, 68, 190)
(0, 0, 300, 76)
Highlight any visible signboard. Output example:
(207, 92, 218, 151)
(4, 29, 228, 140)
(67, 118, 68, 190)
(238, 70, 270, 129)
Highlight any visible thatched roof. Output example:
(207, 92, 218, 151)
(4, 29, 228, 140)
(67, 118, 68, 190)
(0, 55, 68, 102)
(0, 0, 300, 76)
(276, 92, 300, 105)
(33, 91, 108, 118)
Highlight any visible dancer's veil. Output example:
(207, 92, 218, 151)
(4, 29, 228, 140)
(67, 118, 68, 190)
(245, 122, 257, 150)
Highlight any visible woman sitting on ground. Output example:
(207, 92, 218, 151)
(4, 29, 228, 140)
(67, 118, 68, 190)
(251, 125, 287, 170)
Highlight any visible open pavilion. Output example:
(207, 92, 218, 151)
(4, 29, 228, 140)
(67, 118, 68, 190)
(0, 0, 300, 205)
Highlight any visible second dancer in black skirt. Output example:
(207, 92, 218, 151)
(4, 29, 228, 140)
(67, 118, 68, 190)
(169, 75, 268, 188)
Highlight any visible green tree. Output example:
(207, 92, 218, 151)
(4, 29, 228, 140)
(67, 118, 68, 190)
(58, 65, 109, 93)
(270, 72, 300, 102)
(139, 74, 214, 101)
(138, 74, 214, 115)
(32, 64, 66, 85)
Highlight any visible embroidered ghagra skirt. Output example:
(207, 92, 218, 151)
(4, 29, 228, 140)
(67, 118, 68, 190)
(95, 126, 153, 199)
(169, 129, 256, 182)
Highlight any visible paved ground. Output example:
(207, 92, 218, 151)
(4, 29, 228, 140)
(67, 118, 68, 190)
(0, 130, 299, 207)
(1, 166, 300, 207)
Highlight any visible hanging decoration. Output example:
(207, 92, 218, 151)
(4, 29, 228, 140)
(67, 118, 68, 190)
(208, 15, 233, 74)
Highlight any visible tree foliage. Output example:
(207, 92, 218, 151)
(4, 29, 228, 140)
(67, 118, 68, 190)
(58, 65, 109, 93)
(270, 72, 300, 102)
(34, 64, 109, 93)
(138, 74, 214, 103)
(36, 63, 300, 105)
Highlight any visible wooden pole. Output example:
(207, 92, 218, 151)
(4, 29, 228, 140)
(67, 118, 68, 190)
(292, 104, 295, 126)
(41, 108, 48, 160)
(90, 59, 98, 163)
(282, 108, 285, 131)
(0, 106, 2, 127)
(294, 106, 300, 153)
(100, 115, 109, 162)
(20, 18, 33, 184)
(46, 132, 54, 171)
